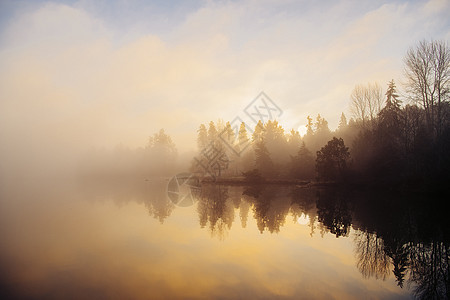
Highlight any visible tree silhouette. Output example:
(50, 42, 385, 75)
(287, 129, 301, 156)
(254, 140, 274, 178)
(197, 185, 234, 239)
(146, 129, 178, 176)
(404, 40, 450, 138)
(338, 112, 347, 131)
(316, 137, 350, 181)
(316, 189, 352, 238)
(207, 121, 218, 142)
(238, 122, 249, 150)
(252, 120, 264, 143)
(290, 141, 315, 180)
(306, 115, 314, 136)
(350, 82, 383, 128)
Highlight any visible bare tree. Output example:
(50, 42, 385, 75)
(404, 40, 450, 138)
(350, 82, 383, 127)
(350, 84, 367, 126)
(367, 82, 384, 121)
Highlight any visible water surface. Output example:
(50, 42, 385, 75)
(1, 178, 448, 299)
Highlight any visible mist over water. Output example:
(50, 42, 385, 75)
(1, 1, 450, 299)
(1, 176, 448, 299)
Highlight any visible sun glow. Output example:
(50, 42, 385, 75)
(297, 213, 310, 225)
(297, 125, 308, 137)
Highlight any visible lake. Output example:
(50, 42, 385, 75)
(0, 176, 448, 299)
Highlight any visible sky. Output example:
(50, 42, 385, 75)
(0, 0, 449, 160)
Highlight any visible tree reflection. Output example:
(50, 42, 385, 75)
(290, 187, 318, 237)
(243, 186, 291, 233)
(351, 191, 449, 299)
(196, 184, 234, 239)
(386, 241, 409, 288)
(239, 199, 250, 229)
(316, 189, 352, 238)
(80, 178, 449, 298)
(79, 177, 175, 223)
(409, 242, 449, 299)
(354, 231, 390, 280)
(145, 179, 175, 223)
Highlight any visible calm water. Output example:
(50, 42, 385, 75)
(0, 177, 448, 299)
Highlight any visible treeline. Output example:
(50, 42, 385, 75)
(190, 116, 354, 180)
(77, 40, 449, 191)
(192, 40, 450, 190)
(77, 129, 181, 181)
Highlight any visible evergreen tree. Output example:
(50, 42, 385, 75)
(338, 113, 348, 131)
(252, 120, 264, 143)
(291, 141, 315, 179)
(262, 120, 289, 164)
(306, 115, 314, 136)
(147, 129, 177, 157)
(208, 121, 217, 143)
(385, 79, 401, 110)
(254, 140, 274, 178)
(378, 80, 403, 150)
(223, 121, 236, 147)
(238, 122, 249, 147)
(287, 129, 301, 156)
(147, 129, 178, 175)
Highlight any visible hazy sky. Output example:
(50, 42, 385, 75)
(0, 0, 449, 157)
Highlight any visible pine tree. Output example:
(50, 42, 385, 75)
(379, 79, 403, 134)
(207, 121, 217, 143)
(252, 120, 264, 143)
(147, 129, 178, 175)
(238, 122, 249, 148)
(223, 121, 235, 145)
(315, 114, 330, 134)
(291, 141, 315, 179)
(338, 113, 348, 131)
(306, 116, 314, 136)
(287, 129, 301, 155)
(254, 140, 274, 177)
(385, 79, 401, 110)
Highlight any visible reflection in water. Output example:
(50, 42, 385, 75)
(408, 242, 449, 299)
(80, 178, 175, 223)
(316, 188, 352, 238)
(350, 191, 450, 299)
(246, 186, 292, 234)
(354, 231, 390, 280)
(146, 179, 175, 223)
(197, 185, 234, 239)
(2, 178, 448, 299)
(193, 184, 449, 299)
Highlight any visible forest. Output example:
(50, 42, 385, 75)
(78, 40, 450, 194)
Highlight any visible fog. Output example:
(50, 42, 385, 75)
(1, 2, 449, 299)
(1, 0, 449, 185)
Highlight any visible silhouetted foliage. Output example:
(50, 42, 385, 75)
(254, 140, 275, 178)
(316, 188, 352, 237)
(290, 142, 315, 180)
(316, 137, 350, 181)
(404, 40, 450, 139)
